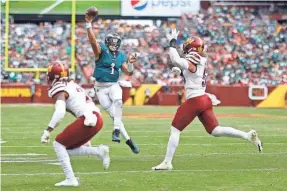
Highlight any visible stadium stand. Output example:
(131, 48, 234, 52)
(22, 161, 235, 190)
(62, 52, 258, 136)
(1, 7, 286, 86)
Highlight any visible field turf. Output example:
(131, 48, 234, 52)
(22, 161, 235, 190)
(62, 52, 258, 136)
(2, 0, 120, 15)
(1, 105, 287, 191)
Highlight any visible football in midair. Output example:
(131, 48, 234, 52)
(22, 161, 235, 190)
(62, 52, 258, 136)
(87, 7, 98, 18)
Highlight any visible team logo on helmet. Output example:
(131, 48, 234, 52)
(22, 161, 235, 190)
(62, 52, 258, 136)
(131, 0, 148, 11)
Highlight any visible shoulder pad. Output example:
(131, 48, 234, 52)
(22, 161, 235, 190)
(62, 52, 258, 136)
(48, 81, 67, 98)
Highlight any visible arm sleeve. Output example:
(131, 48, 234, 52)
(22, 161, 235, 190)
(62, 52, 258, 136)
(185, 52, 201, 65)
(168, 47, 189, 70)
(48, 100, 66, 128)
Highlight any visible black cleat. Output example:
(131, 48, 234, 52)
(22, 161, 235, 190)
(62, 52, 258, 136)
(126, 139, 140, 154)
(112, 129, 121, 143)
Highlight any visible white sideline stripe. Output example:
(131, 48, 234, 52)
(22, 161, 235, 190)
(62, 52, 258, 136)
(1, 153, 47, 156)
(1, 168, 285, 176)
(40, 0, 64, 14)
(2, 143, 287, 148)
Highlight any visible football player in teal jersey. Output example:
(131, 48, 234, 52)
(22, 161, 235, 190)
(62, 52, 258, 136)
(85, 10, 139, 154)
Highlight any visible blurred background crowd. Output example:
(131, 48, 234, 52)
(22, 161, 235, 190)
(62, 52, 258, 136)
(1, 6, 286, 86)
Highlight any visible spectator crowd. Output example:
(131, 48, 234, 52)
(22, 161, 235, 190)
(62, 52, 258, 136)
(1, 6, 286, 86)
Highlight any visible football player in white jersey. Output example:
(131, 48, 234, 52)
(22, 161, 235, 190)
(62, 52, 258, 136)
(40, 61, 110, 187)
(152, 29, 263, 170)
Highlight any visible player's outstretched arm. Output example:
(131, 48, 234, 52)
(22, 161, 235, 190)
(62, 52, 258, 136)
(121, 53, 137, 75)
(168, 48, 196, 73)
(166, 29, 196, 73)
(85, 10, 101, 61)
(41, 92, 67, 143)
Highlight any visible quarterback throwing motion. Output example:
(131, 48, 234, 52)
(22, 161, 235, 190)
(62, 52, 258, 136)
(41, 61, 110, 187)
(85, 7, 139, 154)
(152, 29, 263, 170)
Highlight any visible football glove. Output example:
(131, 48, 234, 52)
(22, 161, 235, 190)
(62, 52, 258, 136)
(172, 67, 182, 76)
(166, 28, 179, 48)
(41, 130, 50, 144)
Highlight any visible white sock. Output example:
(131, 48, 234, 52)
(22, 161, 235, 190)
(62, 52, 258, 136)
(113, 100, 123, 130)
(119, 121, 130, 141)
(211, 126, 248, 140)
(53, 141, 75, 179)
(67, 146, 101, 157)
(164, 126, 181, 163)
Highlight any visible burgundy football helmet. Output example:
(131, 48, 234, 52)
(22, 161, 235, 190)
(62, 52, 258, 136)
(47, 61, 69, 85)
(183, 36, 205, 54)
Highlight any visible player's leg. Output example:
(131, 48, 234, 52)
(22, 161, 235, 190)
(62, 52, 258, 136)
(95, 87, 114, 118)
(109, 83, 139, 153)
(53, 113, 110, 186)
(53, 141, 78, 187)
(199, 97, 262, 152)
(153, 99, 198, 170)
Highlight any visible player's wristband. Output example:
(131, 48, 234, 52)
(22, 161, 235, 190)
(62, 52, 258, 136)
(127, 62, 134, 72)
(86, 22, 92, 29)
(169, 39, 176, 48)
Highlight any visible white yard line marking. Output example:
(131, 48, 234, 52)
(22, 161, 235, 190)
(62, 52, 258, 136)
(1, 159, 57, 163)
(40, 0, 64, 15)
(1, 152, 286, 163)
(46, 163, 61, 166)
(2, 135, 287, 140)
(1, 168, 285, 176)
(2, 142, 287, 148)
(1, 153, 47, 156)
(0, 140, 7, 144)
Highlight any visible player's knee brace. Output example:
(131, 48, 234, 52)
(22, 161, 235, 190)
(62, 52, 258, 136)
(114, 99, 123, 108)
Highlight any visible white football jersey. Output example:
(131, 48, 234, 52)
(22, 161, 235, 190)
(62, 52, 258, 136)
(183, 52, 208, 99)
(48, 80, 100, 117)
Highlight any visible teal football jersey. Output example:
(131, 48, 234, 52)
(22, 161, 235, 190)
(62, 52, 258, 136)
(94, 44, 127, 82)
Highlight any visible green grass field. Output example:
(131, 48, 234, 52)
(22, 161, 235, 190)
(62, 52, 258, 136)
(1, 105, 287, 191)
(2, 0, 120, 15)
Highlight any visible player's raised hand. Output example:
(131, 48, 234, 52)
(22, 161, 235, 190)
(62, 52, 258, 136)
(41, 130, 50, 144)
(128, 53, 137, 63)
(166, 28, 180, 42)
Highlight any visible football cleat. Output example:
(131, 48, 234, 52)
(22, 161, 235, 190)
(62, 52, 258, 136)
(247, 130, 263, 152)
(112, 129, 121, 143)
(126, 139, 140, 154)
(152, 161, 173, 171)
(55, 178, 79, 187)
(98, 145, 110, 170)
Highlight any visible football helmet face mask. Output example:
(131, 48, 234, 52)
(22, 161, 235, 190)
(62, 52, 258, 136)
(47, 61, 69, 86)
(105, 33, 122, 52)
(183, 36, 204, 54)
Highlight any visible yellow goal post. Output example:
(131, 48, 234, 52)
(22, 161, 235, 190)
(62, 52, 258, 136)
(4, 0, 76, 79)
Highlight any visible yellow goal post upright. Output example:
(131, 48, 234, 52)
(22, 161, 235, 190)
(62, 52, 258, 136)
(4, 0, 76, 79)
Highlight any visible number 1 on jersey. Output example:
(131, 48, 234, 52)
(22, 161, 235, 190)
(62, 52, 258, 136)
(110, 63, 115, 75)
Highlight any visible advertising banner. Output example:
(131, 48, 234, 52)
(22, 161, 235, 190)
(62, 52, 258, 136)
(121, 0, 200, 17)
